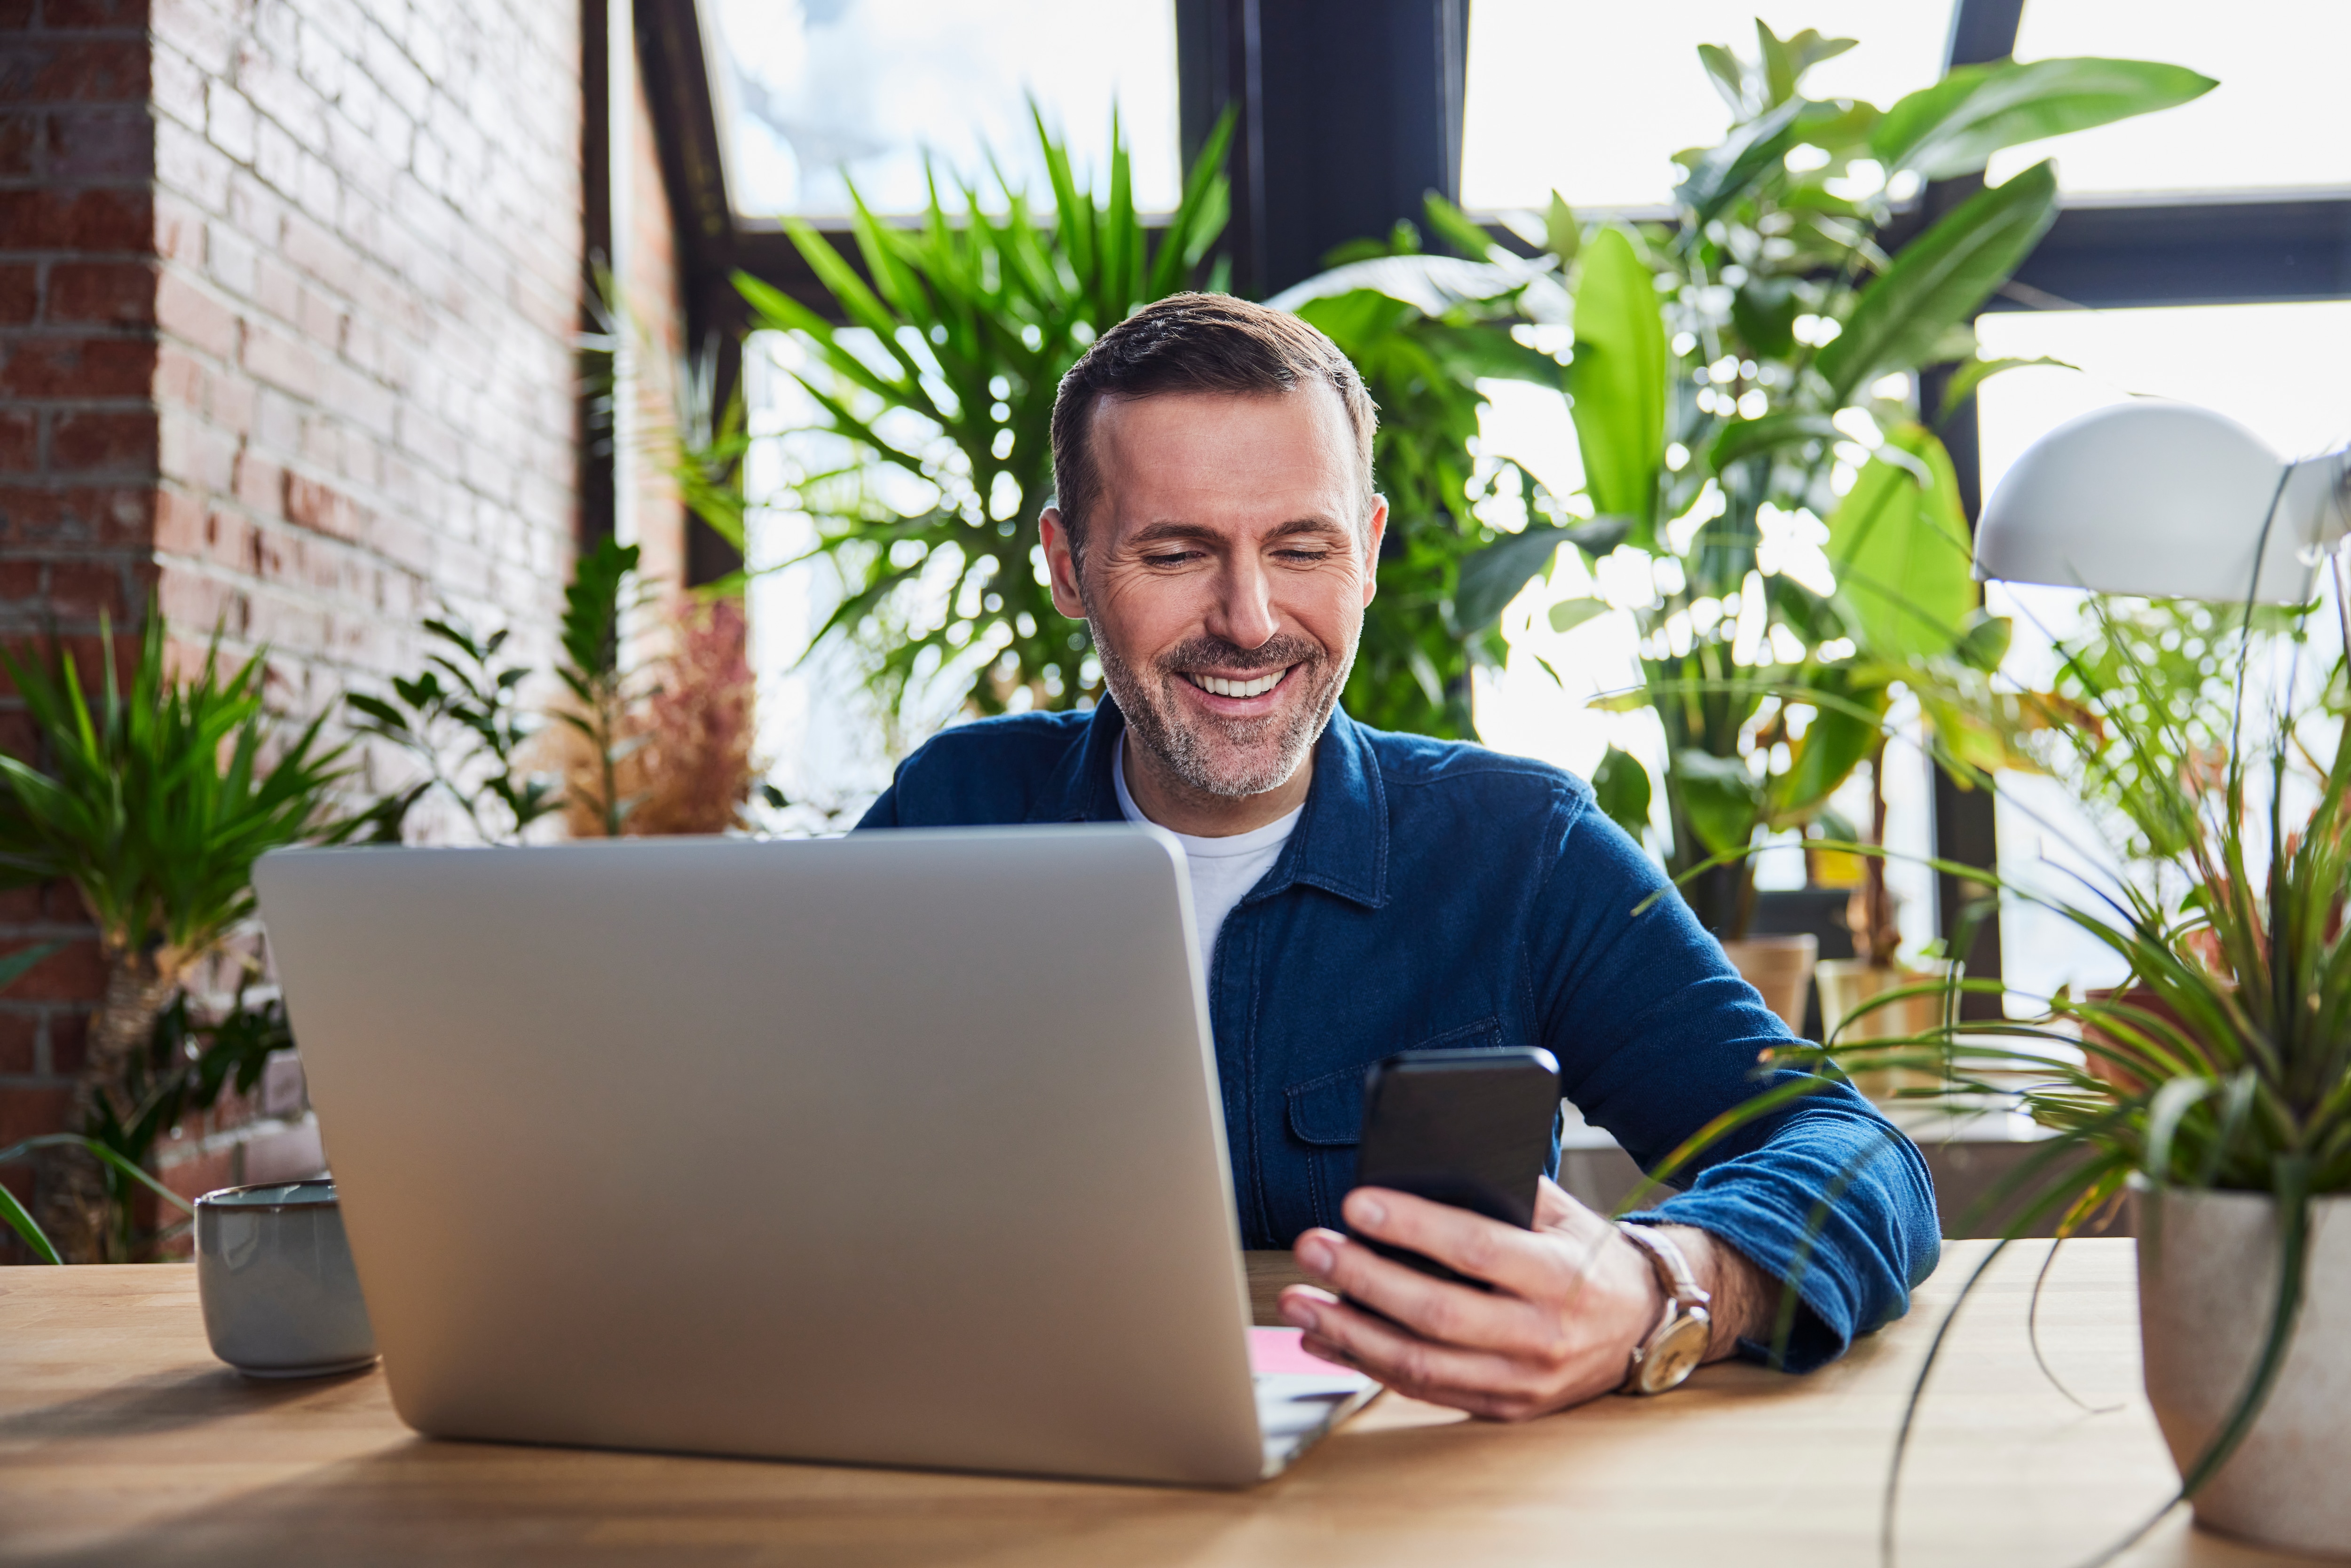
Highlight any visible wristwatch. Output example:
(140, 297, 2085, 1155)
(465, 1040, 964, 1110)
(1617, 1223, 1713, 1395)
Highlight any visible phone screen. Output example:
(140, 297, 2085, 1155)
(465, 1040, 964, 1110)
(1350, 1047, 1562, 1284)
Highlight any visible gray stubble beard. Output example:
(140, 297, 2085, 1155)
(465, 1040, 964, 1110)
(1090, 621, 1354, 801)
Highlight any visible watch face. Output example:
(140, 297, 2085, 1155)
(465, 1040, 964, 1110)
(1637, 1316, 1710, 1395)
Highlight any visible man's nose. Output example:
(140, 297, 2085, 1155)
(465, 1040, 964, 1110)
(1206, 553, 1281, 650)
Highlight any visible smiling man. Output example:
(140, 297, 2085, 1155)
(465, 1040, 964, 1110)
(858, 293, 1938, 1417)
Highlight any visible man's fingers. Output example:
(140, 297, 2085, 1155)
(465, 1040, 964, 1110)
(1291, 1227, 1554, 1357)
(1278, 1286, 1545, 1416)
(1341, 1188, 1582, 1301)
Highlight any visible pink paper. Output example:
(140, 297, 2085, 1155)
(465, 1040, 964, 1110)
(1248, 1326, 1347, 1376)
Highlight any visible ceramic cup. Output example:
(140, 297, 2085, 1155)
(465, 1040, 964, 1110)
(195, 1179, 379, 1378)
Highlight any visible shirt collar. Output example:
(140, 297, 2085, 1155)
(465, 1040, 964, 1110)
(1031, 697, 1389, 910)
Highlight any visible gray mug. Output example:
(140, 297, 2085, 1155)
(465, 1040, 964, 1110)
(196, 1179, 379, 1378)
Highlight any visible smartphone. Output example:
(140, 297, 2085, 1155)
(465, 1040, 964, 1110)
(1350, 1046, 1562, 1285)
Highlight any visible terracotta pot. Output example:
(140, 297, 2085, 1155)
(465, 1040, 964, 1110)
(2134, 1185, 2351, 1558)
(1721, 934, 1817, 1035)
(1815, 958, 1956, 1099)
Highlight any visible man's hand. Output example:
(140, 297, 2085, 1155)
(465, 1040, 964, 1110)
(1277, 1177, 1769, 1421)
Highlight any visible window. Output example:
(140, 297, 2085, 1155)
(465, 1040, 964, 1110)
(1459, 0, 1956, 213)
(708, 0, 1182, 220)
(1975, 300, 2351, 1011)
(1988, 2, 2351, 197)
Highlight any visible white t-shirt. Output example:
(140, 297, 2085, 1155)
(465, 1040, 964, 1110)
(1114, 735, 1302, 966)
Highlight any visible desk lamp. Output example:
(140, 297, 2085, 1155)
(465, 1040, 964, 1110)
(1975, 401, 2351, 604)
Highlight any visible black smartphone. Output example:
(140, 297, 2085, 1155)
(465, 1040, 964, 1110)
(1350, 1046, 1562, 1285)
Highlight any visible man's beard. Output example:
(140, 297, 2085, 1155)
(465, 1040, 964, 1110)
(1092, 625, 1351, 800)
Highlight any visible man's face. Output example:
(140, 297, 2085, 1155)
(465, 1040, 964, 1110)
(1041, 386, 1386, 800)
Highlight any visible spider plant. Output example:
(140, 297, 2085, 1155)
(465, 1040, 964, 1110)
(0, 615, 350, 1262)
(1678, 587, 2351, 1561)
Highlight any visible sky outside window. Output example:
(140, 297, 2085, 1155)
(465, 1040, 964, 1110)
(710, 0, 1181, 221)
(1459, 1, 1955, 213)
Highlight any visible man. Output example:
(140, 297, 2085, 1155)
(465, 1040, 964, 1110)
(859, 293, 1938, 1418)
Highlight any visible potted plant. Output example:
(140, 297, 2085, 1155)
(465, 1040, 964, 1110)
(1792, 592, 2351, 1557)
(1460, 25, 2209, 1017)
(0, 615, 350, 1262)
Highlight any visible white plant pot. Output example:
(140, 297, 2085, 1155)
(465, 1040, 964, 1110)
(2134, 1185, 2351, 1558)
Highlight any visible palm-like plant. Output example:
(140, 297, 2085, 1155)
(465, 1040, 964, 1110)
(735, 106, 1234, 720)
(0, 615, 349, 1261)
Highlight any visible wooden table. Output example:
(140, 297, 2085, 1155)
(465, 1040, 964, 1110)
(0, 1242, 2317, 1567)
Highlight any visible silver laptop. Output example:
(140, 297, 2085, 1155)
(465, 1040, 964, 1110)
(253, 827, 1375, 1486)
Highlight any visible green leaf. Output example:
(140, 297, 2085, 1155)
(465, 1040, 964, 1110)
(1455, 527, 1565, 631)
(1770, 671, 1889, 821)
(0, 1180, 59, 1263)
(1825, 423, 1976, 662)
(1955, 610, 2013, 673)
(1422, 192, 1499, 262)
(1875, 57, 2218, 181)
(1591, 745, 1654, 840)
(1696, 43, 1747, 115)
(1675, 95, 1809, 228)
(1549, 598, 1611, 634)
(1674, 749, 1763, 857)
(1545, 190, 1580, 267)
(1709, 412, 1844, 473)
(1816, 160, 2060, 405)
(1566, 228, 1666, 541)
(1730, 277, 1800, 359)
(1935, 354, 2077, 422)
(0, 940, 62, 994)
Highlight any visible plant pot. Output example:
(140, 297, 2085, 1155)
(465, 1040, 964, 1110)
(1816, 959, 1956, 1099)
(1721, 934, 1817, 1036)
(2134, 1185, 2351, 1558)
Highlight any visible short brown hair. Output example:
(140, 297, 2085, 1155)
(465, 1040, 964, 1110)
(1048, 293, 1378, 560)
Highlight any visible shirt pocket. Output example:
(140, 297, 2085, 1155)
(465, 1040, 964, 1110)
(1282, 1016, 1507, 1231)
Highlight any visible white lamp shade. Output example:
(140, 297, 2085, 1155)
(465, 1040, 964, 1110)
(1975, 401, 2319, 603)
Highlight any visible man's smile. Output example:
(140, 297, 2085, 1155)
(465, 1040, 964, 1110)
(1179, 665, 1297, 706)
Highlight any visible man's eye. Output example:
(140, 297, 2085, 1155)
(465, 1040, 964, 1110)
(1277, 549, 1333, 564)
(1144, 551, 1201, 567)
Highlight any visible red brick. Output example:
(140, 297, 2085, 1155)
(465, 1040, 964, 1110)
(153, 190, 205, 266)
(21, 39, 148, 104)
(47, 260, 155, 325)
(44, 0, 152, 25)
(50, 409, 155, 473)
(47, 560, 127, 618)
(231, 450, 281, 516)
(153, 341, 203, 407)
(240, 319, 317, 397)
(43, 879, 89, 926)
(0, 1011, 34, 1074)
(0, 560, 39, 601)
(155, 269, 235, 358)
(0, 267, 35, 325)
(47, 1009, 87, 1075)
(0, 113, 32, 178)
(46, 107, 151, 181)
(0, 187, 152, 251)
(0, 483, 156, 549)
(0, 336, 155, 397)
(0, 1086, 72, 1145)
(284, 472, 365, 541)
(157, 1143, 234, 1203)
(0, 412, 34, 473)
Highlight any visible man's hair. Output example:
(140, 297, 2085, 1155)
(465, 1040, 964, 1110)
(1049, 292, 1378, 562)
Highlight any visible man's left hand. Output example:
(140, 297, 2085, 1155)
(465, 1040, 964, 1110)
(1277, 1177, 1764, 1420)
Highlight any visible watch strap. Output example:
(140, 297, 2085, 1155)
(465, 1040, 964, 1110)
(1617, 1223, 1712, 1395)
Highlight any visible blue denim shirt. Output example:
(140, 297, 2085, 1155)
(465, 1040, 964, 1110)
(859, 700, 1940, 1368)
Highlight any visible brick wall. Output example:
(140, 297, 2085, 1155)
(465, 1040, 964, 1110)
(0, 0, 690, 1259)
(0, 0, 160, 1253)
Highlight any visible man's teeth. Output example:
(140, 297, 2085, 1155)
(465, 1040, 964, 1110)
(1191, 671, 1282, 699)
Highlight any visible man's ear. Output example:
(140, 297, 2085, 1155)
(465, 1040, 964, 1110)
(1361, 495, 1389, 607)
(1040, 507, 1088, 619)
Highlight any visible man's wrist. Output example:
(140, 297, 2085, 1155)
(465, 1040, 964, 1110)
(1653, 1224, 1769, 1362)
